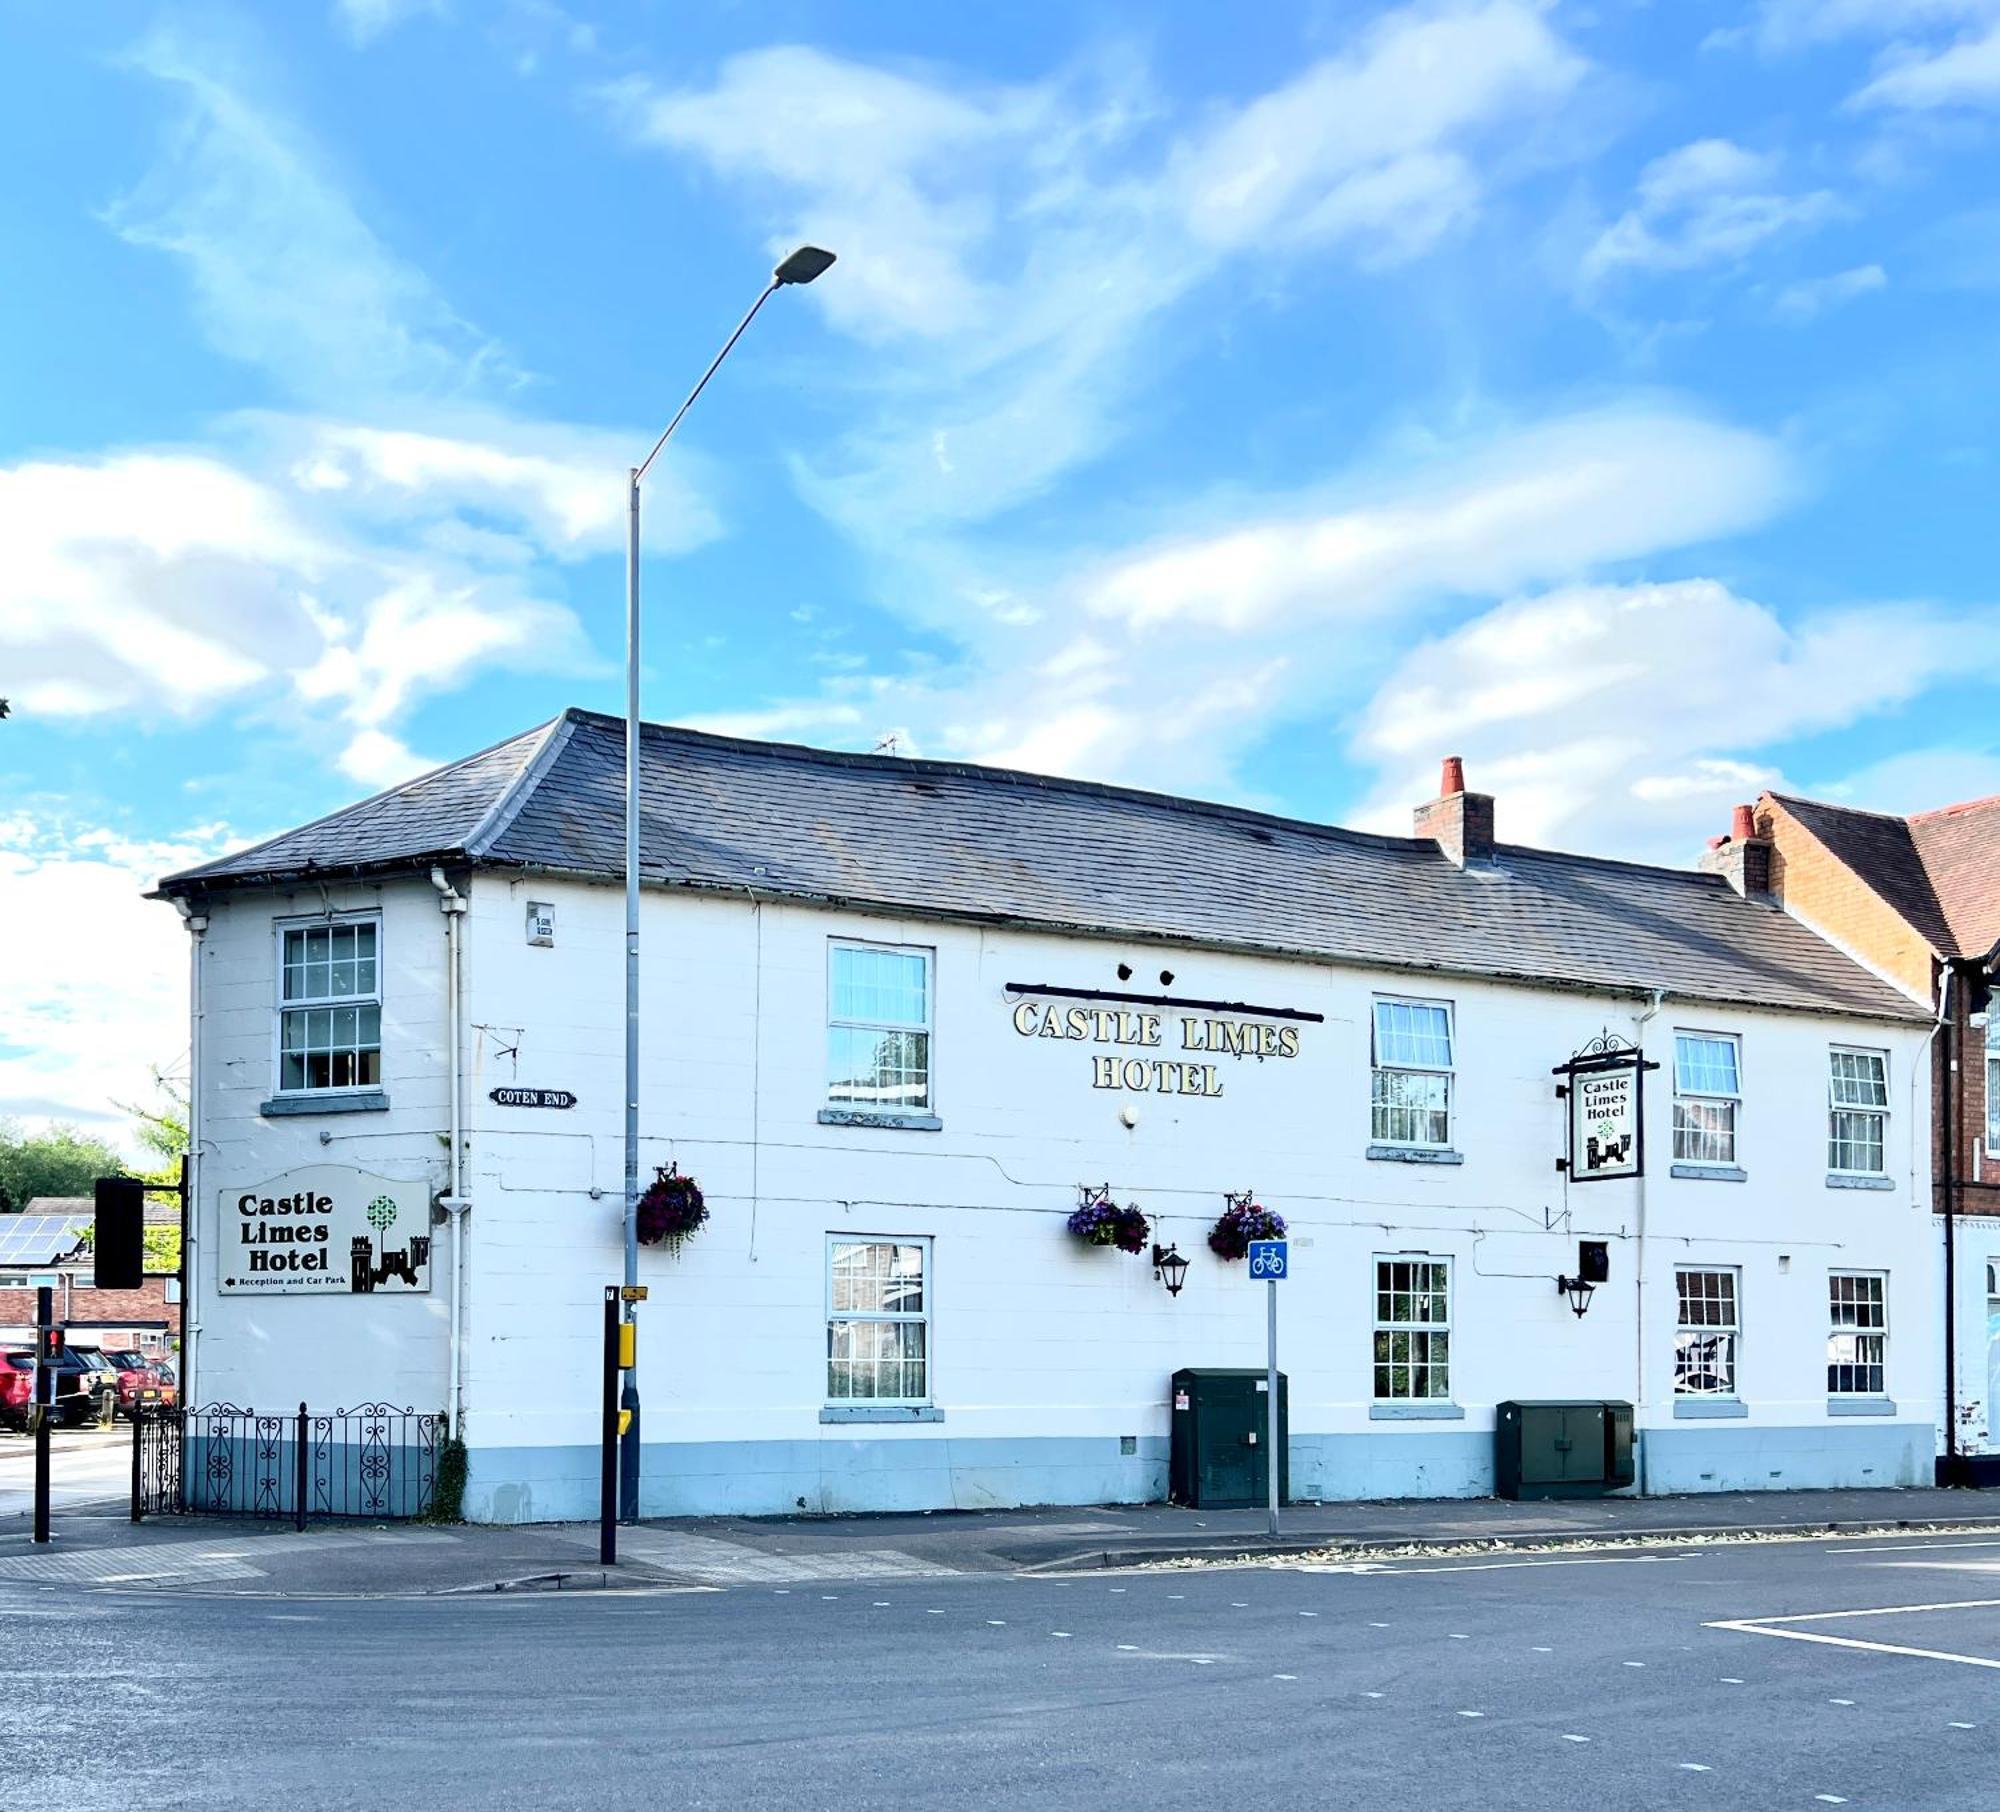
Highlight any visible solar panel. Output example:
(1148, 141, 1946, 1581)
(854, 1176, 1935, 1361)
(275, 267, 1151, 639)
(0, 1214, 93, 1267)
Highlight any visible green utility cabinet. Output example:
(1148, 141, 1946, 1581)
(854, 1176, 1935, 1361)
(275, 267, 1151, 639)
(1170, 1368, 1289, 1508)
(1495, 1400, 1635, 1499)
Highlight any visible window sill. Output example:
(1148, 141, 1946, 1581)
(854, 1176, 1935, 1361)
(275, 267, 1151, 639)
(1827, 1173, 1894, 1191)
(1365, 1144, 1464, 1166)
(1673, 1397, 1748, 1419)
(1369, 1402, 1466, 1421)
(1671, 1163, 1747, 1182)
(1828, 1396, 1897, 1417)
(818, 1108, 943, 1133)
(260, 1090, 390, 1118)
(819, 1404, 944, 1425)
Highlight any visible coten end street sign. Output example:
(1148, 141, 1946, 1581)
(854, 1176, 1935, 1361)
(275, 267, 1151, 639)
(490, 1087, 577, 1109)
(218, 1167, 432, 1295)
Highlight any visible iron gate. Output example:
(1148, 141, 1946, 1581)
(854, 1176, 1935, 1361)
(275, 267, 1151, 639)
(133, 1402, 442, 1527)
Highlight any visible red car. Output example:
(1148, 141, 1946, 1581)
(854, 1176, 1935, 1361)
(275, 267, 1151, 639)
(94, 1348, 174, 1417)
(0, 1350, 93, 1431)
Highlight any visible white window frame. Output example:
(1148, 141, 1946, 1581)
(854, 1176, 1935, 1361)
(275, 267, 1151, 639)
(1672, 1029, 1742, 1166)
(1371, 1254, 1452, 1402)
(1674, 1266, 1742, 1399)
(1369, 996, 1455, 1150)
(1985, 1016, 1999, 1157)
(1827, 1046, 1890, 1177)
(1827, 1270, 1888, 1399)
(272, 912, 384, 1097)
(825, 939, 935, 1115)
(824, 1234, 933, 1406)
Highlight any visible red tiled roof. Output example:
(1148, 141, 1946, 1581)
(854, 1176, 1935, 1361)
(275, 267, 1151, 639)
(1769, 790, 2000, 961)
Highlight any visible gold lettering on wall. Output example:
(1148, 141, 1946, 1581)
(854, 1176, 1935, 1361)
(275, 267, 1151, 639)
(1015, 994, 1304, 1099)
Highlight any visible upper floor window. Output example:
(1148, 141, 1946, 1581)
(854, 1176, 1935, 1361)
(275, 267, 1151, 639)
(1827, 1047, 1889, 1176)
(827, 942, 932, 1114)
(1371, 998, 1454, 1148)
(278, 918, 381, 1094)
(1986, 1016, 1998, 1156)
(1673, 1032, 1741, 1165)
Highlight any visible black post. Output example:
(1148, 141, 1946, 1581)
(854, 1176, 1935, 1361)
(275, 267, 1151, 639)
(600, 1288, 619, 1566)
(131, 1405, 144, 1523)
(294, 1401, 308, 1533)
(32, 1284, 52, 1546)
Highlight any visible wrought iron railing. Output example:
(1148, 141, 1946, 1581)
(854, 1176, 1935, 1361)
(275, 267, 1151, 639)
(132, 1401, 442, 1528)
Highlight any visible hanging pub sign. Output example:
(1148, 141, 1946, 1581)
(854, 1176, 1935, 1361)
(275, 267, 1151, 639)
(1553, 1033, 1659, 1183)
(217, 1166, 433, 1295)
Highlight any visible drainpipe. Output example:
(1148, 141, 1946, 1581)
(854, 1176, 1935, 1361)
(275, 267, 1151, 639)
(1633, 988, 1666, 1495)
(1915, 972, 1952, 1479)
(430, 870, 470, 1437)
(173, 900, 209, 1407)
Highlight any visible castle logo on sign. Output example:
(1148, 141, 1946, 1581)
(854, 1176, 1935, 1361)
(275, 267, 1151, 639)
(218, 1166, 432, 1295)
(1571, 1069, 1640, 1181)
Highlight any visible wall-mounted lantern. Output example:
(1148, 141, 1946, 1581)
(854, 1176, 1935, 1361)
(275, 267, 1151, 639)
(1556, 1239, 1609, 1318)
(1555, 1273, 1597, 1318)
(1152, 1243, 1190, 1297)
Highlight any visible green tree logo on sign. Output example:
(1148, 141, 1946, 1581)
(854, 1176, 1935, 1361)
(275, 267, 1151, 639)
(366, 1195, 398, 1234)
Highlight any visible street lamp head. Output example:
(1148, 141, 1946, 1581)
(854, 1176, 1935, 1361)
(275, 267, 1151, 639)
(774, 245, 837, 286)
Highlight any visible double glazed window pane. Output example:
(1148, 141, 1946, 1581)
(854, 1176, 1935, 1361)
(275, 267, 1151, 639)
(1371, 1069, 1449, 1146)
(282, 923, 377, 1004)
(829, 946, 931, 1110)
(1674, 1099, 1737, 1164)
(1829, 1049, 1888, 1109)
(1673, 1034, 1740, 1163)
(830, 1242, 925, 1316)
(831, 947, 927, 1028)
(280, 1005, 382, 1091)
(828, 1028, 931, 1110)
(1675, 1036, 1739, 1096)
(1373, 1000, 1452, 1069)
(827, 1240, 928, 1402)
(1829, 1110, 1885, 1174)
(826, 1319, 927, 1401)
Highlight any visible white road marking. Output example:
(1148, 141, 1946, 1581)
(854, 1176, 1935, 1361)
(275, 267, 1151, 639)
(1949, 1720, 1977, 1728)
(1273, 1673, 1297, 1681)
(1365, 1692, 1385, 1699)
(1844, 1538, 2000, 1554)
(1457, 1709, 1485, 1718)
(873, 1601, 890, 1607)
(1814, 1797, 1847, 1805)
(1368, 1621, 1390, 1628)
(1719, 1677, 1744, 1684)
(1448, 1632, 1469, 1640)
(1190, 1658, 1214, 1665)
(1677, 1763, 1711, 1772)
(1708, 1598, 2000, 1671)
(1051, 1632, 1071, 1639)
(1531, 1646, 1553, 1653)
(1829, 1698, 1855, 1706)
(1357, 1555, 1680, 1577)
(1622, 1661, 1645, 1668)
(1117, 1644, 1138, 1651)
(1299, 1610, 1318, 1617)
(1561, 1735, 1590, 1744)
(1168, 1594, 1185, 1600)
(926, 1609, 944, 1615)
(1231, 1602, 1248, 1608)
(986, 1620, 1005, 1626)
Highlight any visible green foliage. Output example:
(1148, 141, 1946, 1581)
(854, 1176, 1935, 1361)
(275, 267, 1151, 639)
(424, 1417, 469, 1524)
(0, 1120, 129, 1214)
(112, 1073, 189, 1191)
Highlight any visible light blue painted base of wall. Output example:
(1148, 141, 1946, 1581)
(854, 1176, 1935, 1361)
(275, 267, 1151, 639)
(464, 1435, 1172, 1525)
(459, 1421, 1935, 1524)
(1639, 1421, 1930, 1494)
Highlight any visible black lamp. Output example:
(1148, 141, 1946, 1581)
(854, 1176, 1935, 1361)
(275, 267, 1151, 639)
(1556, 1273, 1597, 1318)
(1152, 1243, 1190, 1297)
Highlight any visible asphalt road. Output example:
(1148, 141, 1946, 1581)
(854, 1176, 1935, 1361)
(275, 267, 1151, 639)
(0, 1424, 129, 1520)
(7, 1532, 2000, 1810)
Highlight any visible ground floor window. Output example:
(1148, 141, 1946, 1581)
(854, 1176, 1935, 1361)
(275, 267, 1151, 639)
(826, 1236, 930, 1403)
(1827, 1271, 1887, 1397)
(1373, 1256, 1451, 1401)
(1675, 1267, 1740, 1397)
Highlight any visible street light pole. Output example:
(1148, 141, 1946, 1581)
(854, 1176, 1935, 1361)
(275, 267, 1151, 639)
(620, 245, 835, 1522)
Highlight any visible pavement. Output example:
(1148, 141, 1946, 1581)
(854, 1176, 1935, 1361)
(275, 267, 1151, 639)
(6, 1420, 2000, 1597)
(10, 1522, 2000, 1809)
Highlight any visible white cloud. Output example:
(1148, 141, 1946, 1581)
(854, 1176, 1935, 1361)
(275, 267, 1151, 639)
(1773, 262, 1888, 320)
(1751, 1, 2000, 52)
(333, 0, 444, 46)
(109, 23, 515, 405)
(1349, 580, 1989, 858)
(1813, 745, 2000, 811)
(1855, 21, 2000, 109)
(1081, 411, 1786, 632)
(608, 3, 1590, 538)
(0, 813, 236, 1137)
(336, 728, 435, 787)
(1583, 139, 1840, 281)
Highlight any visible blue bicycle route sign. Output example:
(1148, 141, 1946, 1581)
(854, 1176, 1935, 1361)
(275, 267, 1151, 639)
(1247, 1240, 1288, 1280)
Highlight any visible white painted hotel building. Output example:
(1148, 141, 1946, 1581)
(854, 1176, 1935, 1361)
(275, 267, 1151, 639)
(154, 713, 1939, 1522)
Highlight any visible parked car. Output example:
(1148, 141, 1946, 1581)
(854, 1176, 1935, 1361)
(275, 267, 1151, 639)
(1, 1350, 95, 1431)
(99, 1349, 173, 1414)
(55, 1348, 121, 1426)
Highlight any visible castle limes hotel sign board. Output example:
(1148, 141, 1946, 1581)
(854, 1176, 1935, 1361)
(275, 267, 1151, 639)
(218, 1167, 433, 1295)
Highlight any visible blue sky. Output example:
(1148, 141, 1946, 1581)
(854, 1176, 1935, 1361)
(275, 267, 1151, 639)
(4, 0, 1999, 1134)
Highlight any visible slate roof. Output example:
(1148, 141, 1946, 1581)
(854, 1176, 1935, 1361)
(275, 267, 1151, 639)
(1770, 791, 2000, 962)
(157, 708, 1925, 1021)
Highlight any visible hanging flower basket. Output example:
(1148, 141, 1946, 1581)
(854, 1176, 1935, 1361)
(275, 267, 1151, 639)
(1066, 1188, 1152, 1255)
(636, 1164, 708, 1253)
(1207, 1195, 1285, 1262)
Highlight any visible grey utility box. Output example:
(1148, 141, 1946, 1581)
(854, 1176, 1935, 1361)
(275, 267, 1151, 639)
(1170, 1368, 1289, 1509)
(1495, 1400, 1635, 1499)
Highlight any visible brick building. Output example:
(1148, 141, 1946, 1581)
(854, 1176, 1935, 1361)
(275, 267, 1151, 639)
(1700, 790, 2000, 1474)
(0, 1199, 182, 1356)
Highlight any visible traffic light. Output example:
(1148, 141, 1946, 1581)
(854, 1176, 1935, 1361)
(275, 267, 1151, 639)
(94, 1176, 145, 1291)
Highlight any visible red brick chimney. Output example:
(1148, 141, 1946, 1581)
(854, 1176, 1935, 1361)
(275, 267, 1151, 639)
(1413, 754, 1495, 867)
(1699, 801, 1773, 898)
